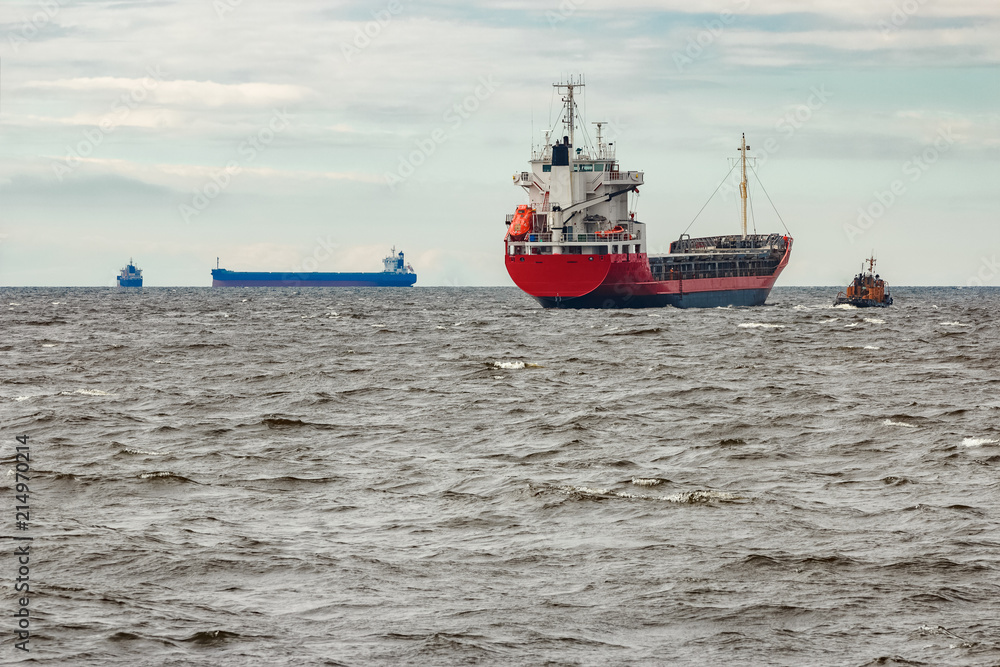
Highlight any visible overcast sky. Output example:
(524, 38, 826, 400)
(1, 0, 998, 286)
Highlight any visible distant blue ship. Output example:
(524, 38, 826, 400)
(211, 248, 417, 287)
(117, 258, 143, 288)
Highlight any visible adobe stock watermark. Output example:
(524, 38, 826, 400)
(775, 86, 832, 139)
(674, 0, 750, 72)
(291, 234, 338, 275)
(547, 0, 586, 28)
(844, 127, 955, 244)
(213, 0, 244, 19)
(51, 66, 166, 182)
(7, 0, 64, 53)
(878, 0, 929, 35)
(341, 0, 405, 62)
(967, 256, 999, 287)
(596, 116, 630, 148)
(179, 109, 293, 224)
(718, 85, 832, 203)
(384, 75, 499, 191)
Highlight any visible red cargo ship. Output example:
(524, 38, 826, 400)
(504, 79, 792, 308)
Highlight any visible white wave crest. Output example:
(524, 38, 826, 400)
(493, 361, 542, 370)
(73, 389, 114, 396)
(14, 396, 31, 402)
(864, 345, 881, 350)
(662, 490, 740, 503)
(834, 303, 857, 310)
(124, 448, 164, 456)
(562, 485, 738, 503)
(864, 318, 885, 324)
(631, 478, 662, 487)
(963, 437, 999, 447)
(738, 322, 786, 329)
(942, 321, 970, 327)
(139, 471, 174, 479)
(883, 419, 917, 429)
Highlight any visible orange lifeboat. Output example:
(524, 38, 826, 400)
(596, 225, 627, 237)
(507, 205, 534, 238)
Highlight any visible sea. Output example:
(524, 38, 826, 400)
(2, 286, 999, 666)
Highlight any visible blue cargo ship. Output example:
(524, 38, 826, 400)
(117, 258, 143, 288)
(211, 249, 417, 287)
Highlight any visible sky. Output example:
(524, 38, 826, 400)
(0, 0, 998, 287)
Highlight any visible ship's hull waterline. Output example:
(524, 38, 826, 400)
(507, 240, 792, 309)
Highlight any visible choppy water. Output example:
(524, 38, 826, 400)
(2, 286, 1000, 666)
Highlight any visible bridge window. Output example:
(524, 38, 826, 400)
(578, 164, 593, 172)
(542, 165, 551, 172)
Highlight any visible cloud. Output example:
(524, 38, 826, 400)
(21, 77, 315, 108)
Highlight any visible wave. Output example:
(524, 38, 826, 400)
(864, 318, 885, 324)
(608, 327, 663, 336)
(53, 388, 116, 397)
(883, 419, 917, 429)
(556, 484, 741, 503)
(138, 471, 197, 483)
(492, 361, 542, 370)
(738, 322, 785, 329)
(260, 417, 333, 430)
(963, 437, 999, 447)
(178, 630, 242, 645)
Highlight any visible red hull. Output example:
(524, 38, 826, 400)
(506, 239, 792, 308)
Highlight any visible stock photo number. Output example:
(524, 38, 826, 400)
(12, 434, 32, 652)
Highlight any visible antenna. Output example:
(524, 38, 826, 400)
(554, 76, 585, 147)
(738, 133, 750, 239)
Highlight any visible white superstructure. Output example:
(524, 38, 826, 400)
(508, 77, 646, 257)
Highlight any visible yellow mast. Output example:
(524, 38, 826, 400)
(739, 133, 749, 239)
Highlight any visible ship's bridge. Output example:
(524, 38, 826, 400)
(506, 80, 645, 257)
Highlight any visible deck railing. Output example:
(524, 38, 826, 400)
(522, 230, 641, 243)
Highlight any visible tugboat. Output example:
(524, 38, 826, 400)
(117, 258, 143, 289)
(834, 255, 892, 307)
(503, 77, 792, 308)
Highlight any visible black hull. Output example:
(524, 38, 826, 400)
(534, 287, 773, 309)
(833, 298, 893, 308)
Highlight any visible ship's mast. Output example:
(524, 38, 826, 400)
(554, 77, 584, 147)
(739, 133, 749, 240)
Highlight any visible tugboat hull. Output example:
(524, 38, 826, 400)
(833, 297, 893, 308)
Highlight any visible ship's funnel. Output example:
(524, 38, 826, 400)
(549, 142, 573, 213)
